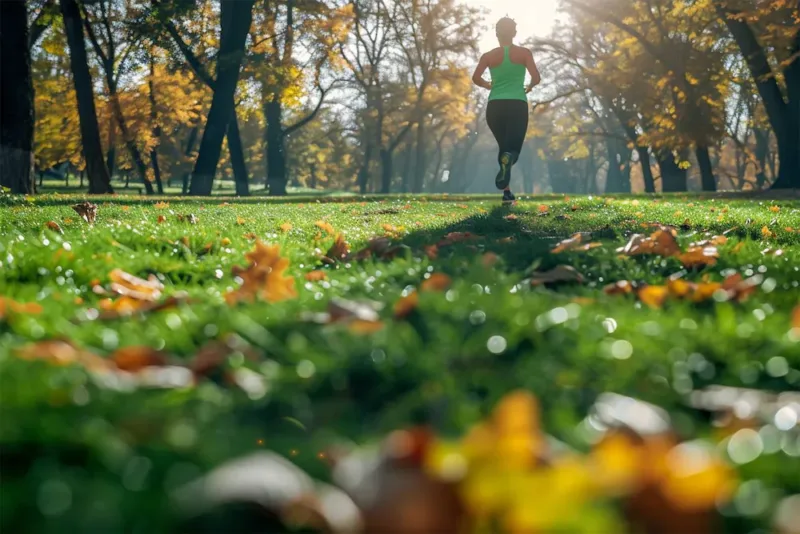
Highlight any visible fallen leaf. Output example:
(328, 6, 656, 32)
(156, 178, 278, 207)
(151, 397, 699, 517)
(226, 241, 297, 305)
(350, 238, 408, 262)
(424, 245, 439, 260)
(677, 246, 718, 268)
(97, 294, 186, 320)
(322, 234, 351, 264)
(421, 273, 452, 292)
(349, 319, 385, 335)
(157, 215, 167, 224)
(45, 221, 64, 234)
(221, 238, 231, 246)
(482, 252, 500, 267)
(761, 226, 774, 239)
(498, 237, 516, 244)
(154, 201, 169, 209)
(177, 213, 198, 224)
(551, 233, 602, 254)
(637, 285, 670, 309)
(604, 281, 637, 295)
(191, 338, 259, 378)
(456, 204, 469, 209)
(0, 297, 43, 319)
(538, 205, 549, 213)
(237, 217, 246, 225)
(72, 202, 98, 224)
(109, 269, 164, 301)
(792, 306, 800, 329)
(394, 291, 419, 319)
(279, 222, 293, 232)
(571, 205, 579, 212)
(315, 221, 335, 235)
(305, 271, 327, 282)
(530, 265, 584, 286)
(618, 228, 681, 257)
(504, 214, 518, 221)
(243, 232, 258, 240)
(769, 205, 780, 213)
(14, 340, 108, 371)
(438, 232, 479, 246)
(112, 346, 169, 372)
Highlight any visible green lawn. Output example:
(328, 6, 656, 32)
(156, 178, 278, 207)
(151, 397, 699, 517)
(1, 192, 799, 533)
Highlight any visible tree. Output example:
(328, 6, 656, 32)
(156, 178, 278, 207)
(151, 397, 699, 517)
(59, 0, 113, 194)
(716, 0, 799, 189)
(1, 0, 36, 194)
(189, 0, 255, 196)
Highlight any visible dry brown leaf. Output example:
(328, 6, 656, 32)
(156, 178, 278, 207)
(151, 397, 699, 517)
(504, 214, 518, 221)
(109, 269, 164, 301)
(530, 265, 584, 286)
(424, 245, 439, 260)
(421, 273, 452, 292)
(551, 233, 602, 254)
(154, 201, 169, 209)
(45, 221, 64, 234)
(112, 346, 169, 372)
(191, 338, 259, 378)
(482, 252, 500, 267)
(604, 281, 637, 295)
(571, 205, 579, 212)
(72, 202, 98, 224)
(157, 215, 167, 224)
(438, 232, 479, 247)
(97, 294, 186, 320)
(322, 234, 351, 264)
(349, 319, 386, 335)
(0, 297, 43, 319)
(618, 228, 681, 258)
(305, 271, 328, 282)
(394, 291, 419, 319)
(720, 274, 761, 303)
(226, 241, 297, 305)
(15, 340, 109, 371)
(538, 205, 549, 213)
(677, 246, 718, 268)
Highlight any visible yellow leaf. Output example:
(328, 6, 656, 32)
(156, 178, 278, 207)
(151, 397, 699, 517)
(637, 285, 669, 308)
(279, 222, 293, 232)
(226, 241, 297, 305)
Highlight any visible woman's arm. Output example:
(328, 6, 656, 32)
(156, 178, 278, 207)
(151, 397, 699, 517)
(472, 54, 492, 90)
(525, 50, 541, 93)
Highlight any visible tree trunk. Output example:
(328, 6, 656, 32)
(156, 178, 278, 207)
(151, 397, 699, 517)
(106, 146, 116, 181)
(754, 128, 769, 189)
(0, 0, 36, 194)
(358, 142, 373, 194)
(379, 148, 394, 194)
(309, 163, 317, 189)
(657, 152, 687, 192)
(695, 145, 717, 192)
(190, 0, 254, 195)
(65, 166, 70, 187)
(148, 58, 164, 194)
(636, 147, 656, 193)
(265, 98, 287, 196)
(401, 141, 414, 193)
(182, 126, 198, 195)
(412, 120, 426, 193)
(109, 93, 154, 194)
(59, 0, 113, 194)
(227, 114, 249, 196)
(80, 168, 85, 188)
(605, 138, 625, 193)
(720, 9, 799, 189)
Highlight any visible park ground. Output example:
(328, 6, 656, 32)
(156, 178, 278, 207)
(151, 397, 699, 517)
(1, 192, 799, 532)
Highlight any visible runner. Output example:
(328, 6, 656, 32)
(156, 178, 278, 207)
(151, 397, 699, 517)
(472, 17, 540, 202)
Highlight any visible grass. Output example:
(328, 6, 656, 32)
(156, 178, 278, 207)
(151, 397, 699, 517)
(1, 191, 799, 533)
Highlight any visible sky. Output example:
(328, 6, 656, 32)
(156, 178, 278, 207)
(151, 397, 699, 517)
(465, 0, 562, 52)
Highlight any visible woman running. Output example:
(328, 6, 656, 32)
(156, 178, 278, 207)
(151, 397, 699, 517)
(472, 17, 540, 202)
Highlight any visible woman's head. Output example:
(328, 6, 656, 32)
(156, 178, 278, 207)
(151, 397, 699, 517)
(496, 17, 516, 44)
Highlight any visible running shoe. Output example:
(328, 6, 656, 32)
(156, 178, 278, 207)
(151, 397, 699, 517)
(495, 152, 513, 190)
(502, 189, 516, 203)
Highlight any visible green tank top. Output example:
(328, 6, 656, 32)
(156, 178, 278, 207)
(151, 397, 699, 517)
(489, 46, 527, 102)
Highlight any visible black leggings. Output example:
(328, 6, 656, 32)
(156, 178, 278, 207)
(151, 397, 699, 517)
(486, 99, 529, 164)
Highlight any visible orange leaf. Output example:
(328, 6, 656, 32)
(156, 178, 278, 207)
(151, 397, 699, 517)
(604, 281, 636, 295)
(243, 232, 258, 240)
(279, 222, 293, 232)
(14, 340, 109, 371)
(438, 232, 479, 246)
(0, 297, 43, 319)
(226, 241, 297, 305)
(421, 273, 452, 292)
(394, 291, 419, 319)
(221, 238, 232, 246)
(154, 201, 169, 209)
(768, 205, 780, 213)
(618, 228, 681, 258)
(348, 319, 385, 335)
(109, 269, 164, 301)
(792, 306, 800, 330)
(761, 226, 774, 238)
(424, 245, 439, 260)
(504, 214, 518, 221)
(315, 221, 335, 235)
(637, 285, 669, 309)
(112, 346, 168, 372)
(482, 252, 500, 267)
(551, 233, 602, 254)
(538, 205, 549, 213)
(677, 246, 718, 268)
(305, 271, 328, 282)
(157, 215, 167, 224)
